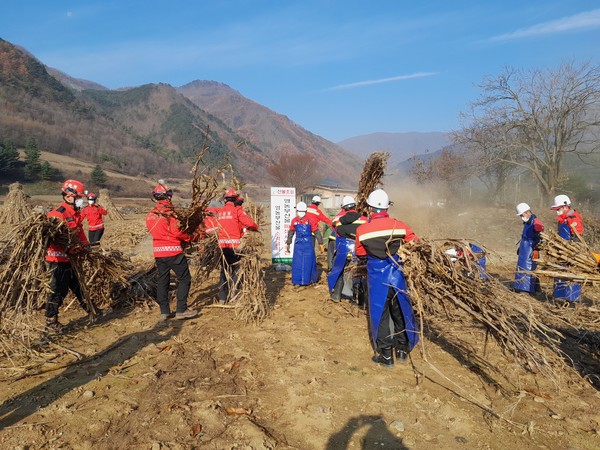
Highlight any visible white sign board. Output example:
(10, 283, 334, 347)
(271, 187, 295, 264)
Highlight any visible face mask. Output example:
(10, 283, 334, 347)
(556, 209, 563, 216)
(75, 198, 85, 209)
(88, 200, 95, 205)
(521, 216, 529, 223)
(298, 211, 306, 218)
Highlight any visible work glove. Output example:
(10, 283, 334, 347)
(319, 244, 326, 253)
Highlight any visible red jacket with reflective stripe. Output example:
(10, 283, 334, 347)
(217, 201, 259, 248)
(355, 211, 417, 259)
(46, 201, 89, 262)
(307, 203, 333, 227)
(146, 200, 191, 258)
(81, 204, 107, 230)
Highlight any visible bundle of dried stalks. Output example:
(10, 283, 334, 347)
(534, 231, 600, 284)
(102, 220, 148, 249)
(192, 233, 221, 285)
(98, 188, 124, 221)
(0, 182, 31, 225)
(175, 145, 224, 235)
(355, 152, 389, 216)
(231, 200, 270, 323)
(398, 238, 569, 386)
(111, 260, 157, 306)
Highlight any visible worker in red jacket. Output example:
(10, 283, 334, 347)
(81, 192, 107, 243)
(146, 182, 197, 321)
(355, 189, 419, 368)
(45, 179, 100, 332)
(551, 194, 584, 303)
(217, 188, 259, 303)
(307, 195, 331, 253)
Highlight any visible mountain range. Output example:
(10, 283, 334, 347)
(0, 38, 365, 191)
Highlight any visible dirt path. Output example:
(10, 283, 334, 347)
(0, 208, 599, 449)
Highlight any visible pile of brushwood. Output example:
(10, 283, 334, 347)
(0, 182, 31, 225)
(355, 151, 389, 216)
(534, 230, 600, 284)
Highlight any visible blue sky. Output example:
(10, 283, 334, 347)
(1, 1, 599, 142)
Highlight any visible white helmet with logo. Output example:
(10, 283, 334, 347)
(296, 201, 308, 212)
(367, 189, 390, 209)
(341, 195, 355, 208)
(311, 195, 321, 203)
(515, 202, 531, 216)
(551, 194, 571, 210)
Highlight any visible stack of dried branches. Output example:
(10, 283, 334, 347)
(232, 199, 269, 323)
(398, 238, 570, 387)
(98, 188, 124, 221)
(534, 231, 600, 284)
(355, 152, 389, 216)
(192, 232, 221, 285)
(0, 182, 31, 225)
(174, 145, 224, 235)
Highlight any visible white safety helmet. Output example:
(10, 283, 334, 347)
(515, 202, 531, 216)
(311, 195, 321, 203)
(296, 201, 308, 212)
(551, 194, 571, 210)
(341, 195, 355, 208)
(366, 189, 390, 209)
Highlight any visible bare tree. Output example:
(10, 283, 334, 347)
(455, 61, 600, 202)
(267, 151, 318, 192)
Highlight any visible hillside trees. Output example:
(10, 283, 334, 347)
(455, 62, 600, 202)
(91, 164, 108, 187)
(267, 150, 318, 193)
(24, 138, 41, 180)
(0, 139, 19, 174)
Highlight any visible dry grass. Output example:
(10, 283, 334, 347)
(0, 182, 32, 225)
(355, 152, 389, 216)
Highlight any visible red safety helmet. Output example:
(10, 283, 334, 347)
(87, 192, 97, 201)
(152, 183, 173, 200)
(224, 188, 238, 199)
(61, 179, 86, 197)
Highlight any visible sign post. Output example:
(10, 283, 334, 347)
(270, 187, 295, 264)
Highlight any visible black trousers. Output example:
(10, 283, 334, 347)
(376, 286, 409, 351)
(155, 253, 191, 314)
(219, 248, 240, 302)
(45, 262, 88, 318)
(88, 228, 104, 243)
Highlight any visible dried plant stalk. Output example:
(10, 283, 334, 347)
(0, 182, 32, 225)
(355, 152, 389, 216)
(98, 188, 124, 221)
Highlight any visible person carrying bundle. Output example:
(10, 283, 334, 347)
(81, 192, 107, 243)
(355, 189, 419, 368)
(551, 194, 584, 304)
(514, 202, 544, 294)
(286, 202, 318, 285)
(327, 196, 367, 303)
(45, 179, 100, 332)
(217, 188, 259, 303)
(146, 182, 197, 321)
(307, 195, 331, 254)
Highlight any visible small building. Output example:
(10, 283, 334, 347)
(300, 183, 358, 213)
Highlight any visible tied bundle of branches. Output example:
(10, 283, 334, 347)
(192, 232, 221, 285)
(111, 260, 158, 306)
(70, 248, 134, 309)
(231, 199, 270, 323)
(175, 144, 226, 235)
(534, 231, 600, 284)
(0, 182, 31, 225)
(98, 188, 124, 221)
(355, 152, 389, 216)
(399, 238, 569, 387)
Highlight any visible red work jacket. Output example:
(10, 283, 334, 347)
(307, 203, 333, 227)
(146, 200, 190, 258)
(355, 211, 417, 259)
(557, 209, 584, 236)
(81, 204, 107, 231)
(217, 201, 259, 248)
(46, 201, 89, 263)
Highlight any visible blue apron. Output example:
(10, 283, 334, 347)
(291, 223, 318, 285)
(554, 220, 581, 301)
(469, 243, 487, 280)
(327, 236, 353, 293)
(514, 215, 539, 293)
(366, 255, 419, 351)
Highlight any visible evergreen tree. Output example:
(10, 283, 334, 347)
(0, 138, 20, 174)
(24, 138, 41, 180)
(90, 164, 108, 187)
(39, 160, 54, 180)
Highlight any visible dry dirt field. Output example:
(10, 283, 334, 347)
(0, 201, 599, 450)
